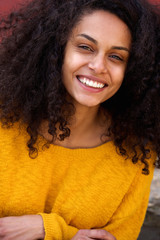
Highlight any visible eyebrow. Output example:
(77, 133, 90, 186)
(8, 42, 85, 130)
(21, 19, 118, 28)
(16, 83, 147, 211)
(111, 46, 130, 52)
(77, 33, 130, 52)
(77, 34, 98, 44)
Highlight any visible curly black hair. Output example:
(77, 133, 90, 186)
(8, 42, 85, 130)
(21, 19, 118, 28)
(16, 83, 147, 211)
(0, 0, 159, 174)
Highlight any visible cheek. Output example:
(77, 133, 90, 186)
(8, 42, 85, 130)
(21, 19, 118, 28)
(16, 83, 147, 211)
(111, 65, 126, 85)
(64, 50, 90, 73)
(62, 58, 78, 77)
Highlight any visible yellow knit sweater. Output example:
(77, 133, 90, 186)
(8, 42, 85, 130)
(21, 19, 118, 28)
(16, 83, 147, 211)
(0, 123, 155, 240)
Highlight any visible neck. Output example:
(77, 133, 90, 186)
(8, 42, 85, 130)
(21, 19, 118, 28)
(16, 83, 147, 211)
(69, 102, 100, 132)
(57, 102, 110, 148)
(39, 102, 111, 149)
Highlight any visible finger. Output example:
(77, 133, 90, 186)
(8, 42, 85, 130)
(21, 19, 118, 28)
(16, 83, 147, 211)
(71, 231, 91, 240)
(79, 229, 116, 240)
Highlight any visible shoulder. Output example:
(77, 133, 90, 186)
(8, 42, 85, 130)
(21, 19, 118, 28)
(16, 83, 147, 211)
(0, 121, 29, 151)
(96, 141, 156, 186)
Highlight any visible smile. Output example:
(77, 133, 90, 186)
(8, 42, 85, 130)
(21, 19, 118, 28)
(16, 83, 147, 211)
(77, 76, 106, 89)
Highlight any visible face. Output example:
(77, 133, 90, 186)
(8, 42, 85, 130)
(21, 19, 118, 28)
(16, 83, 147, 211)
(62, 10, 131, 108)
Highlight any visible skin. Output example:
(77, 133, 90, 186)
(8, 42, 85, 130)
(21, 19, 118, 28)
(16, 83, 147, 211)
(71, 229, 117, 240)
(0, 215, 45, 239)
(0, 10, 131, 240)
(62, 10, 131, 108)
(54, 10, 131, 148)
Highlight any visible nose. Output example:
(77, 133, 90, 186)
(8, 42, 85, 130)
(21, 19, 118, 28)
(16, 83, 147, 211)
(88, 54, 107, 74)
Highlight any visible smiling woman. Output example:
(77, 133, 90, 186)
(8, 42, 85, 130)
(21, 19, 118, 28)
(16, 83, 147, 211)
(62, 10, 131, 108)
(0, 0, 159, 240)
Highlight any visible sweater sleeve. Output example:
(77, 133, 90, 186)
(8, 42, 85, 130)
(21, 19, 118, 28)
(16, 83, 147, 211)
(39, 162, 155, 240)
(39, 212, 78, 240)
(103, 164, 155, 240)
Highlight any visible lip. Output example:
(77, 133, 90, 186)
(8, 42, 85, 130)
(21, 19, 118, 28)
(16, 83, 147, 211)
(76, 75, 108, 93)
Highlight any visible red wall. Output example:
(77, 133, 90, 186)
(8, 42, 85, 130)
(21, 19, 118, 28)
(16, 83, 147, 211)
(0, 0, 159, 14)
(0, 0, 26, 14)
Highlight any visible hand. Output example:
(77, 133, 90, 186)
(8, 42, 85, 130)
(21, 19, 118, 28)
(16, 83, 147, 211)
(71, 229, 117, 240)
(0, 215, 45, 240)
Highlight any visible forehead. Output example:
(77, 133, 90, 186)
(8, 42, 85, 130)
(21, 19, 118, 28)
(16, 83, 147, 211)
(71, 10, 131, 48)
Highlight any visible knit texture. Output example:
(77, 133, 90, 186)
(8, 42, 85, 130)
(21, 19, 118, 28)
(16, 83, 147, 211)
(0, 123, 156, 240)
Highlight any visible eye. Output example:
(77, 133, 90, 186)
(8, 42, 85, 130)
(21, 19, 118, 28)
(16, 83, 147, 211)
(109, 54, 123, 62)
(78, 45, 93, 52)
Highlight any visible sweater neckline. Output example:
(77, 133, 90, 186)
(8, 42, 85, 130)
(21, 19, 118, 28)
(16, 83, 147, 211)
(48, 140, 115, 156)
(52, 140, 113, 150)
(37, 132, 116, 157)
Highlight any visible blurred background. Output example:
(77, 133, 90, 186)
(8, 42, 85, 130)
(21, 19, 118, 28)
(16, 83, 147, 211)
(0, 0, 25, 14)
(0, 0, 160, 239)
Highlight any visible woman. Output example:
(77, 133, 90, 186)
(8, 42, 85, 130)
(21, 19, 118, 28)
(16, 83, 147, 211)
(0, 0, 159, 239)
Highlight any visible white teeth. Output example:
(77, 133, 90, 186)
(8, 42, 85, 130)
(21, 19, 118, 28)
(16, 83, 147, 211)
(78, 77, 105, 89)
(86, 80, 90, 85)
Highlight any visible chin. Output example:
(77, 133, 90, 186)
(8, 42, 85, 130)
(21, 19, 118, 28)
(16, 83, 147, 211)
(76, 99, 101, 108)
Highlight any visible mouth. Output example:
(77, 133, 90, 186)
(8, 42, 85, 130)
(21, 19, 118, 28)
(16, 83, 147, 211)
(77, 76, 107, 89)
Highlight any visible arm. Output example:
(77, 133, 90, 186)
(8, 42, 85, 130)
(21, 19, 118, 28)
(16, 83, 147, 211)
(0, 161, 155, 240)
(0, 214, 78, 240)
(0, 215, 116, 240)
(0, 215, 45, 240)
(103, 163, 155, 240)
